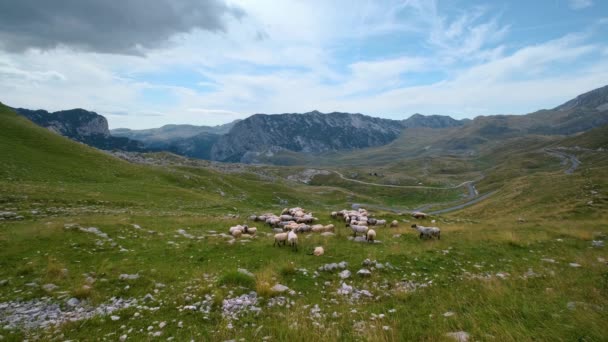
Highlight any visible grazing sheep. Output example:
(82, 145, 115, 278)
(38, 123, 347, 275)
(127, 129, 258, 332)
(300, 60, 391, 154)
(390, 220, 399, 228)
(281, 208, 290, 215)
(244, 226, 257, 235)
(366, 229, 376, 243)
(296, 224, 311, 233)
(367, 218, 377, 225)
(249, 215, 257, 221)
(231, 229, 242, 238)
(375, 219, 387, 227)
(229, 225, 244, 235)
(288, 230, 298, 251)
(309, 246, 324, 256)
(273, 232, 288, 247)
(410, 224, 441, 240)
(331, 211, 338, 218)
(412, 212, 428, 219)
(350, 225, 369, 237)
(280, 215, 294, 221)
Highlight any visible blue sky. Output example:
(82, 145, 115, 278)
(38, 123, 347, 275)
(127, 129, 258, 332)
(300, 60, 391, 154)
(0, 0, 607, 128)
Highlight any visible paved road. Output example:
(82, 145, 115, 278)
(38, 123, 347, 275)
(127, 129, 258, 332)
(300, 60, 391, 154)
(332, 170, 474, 190)
(331, 170, 494, 215)
(544, 149, 581, 174)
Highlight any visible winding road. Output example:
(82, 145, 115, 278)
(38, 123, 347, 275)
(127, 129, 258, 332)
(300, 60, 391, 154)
(544, 149, 581, 174)
(331, 170, 493, 215)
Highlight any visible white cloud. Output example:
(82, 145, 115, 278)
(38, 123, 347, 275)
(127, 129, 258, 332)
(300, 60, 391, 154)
(569, 0, 593, 10)
(0, 0, 605, 129)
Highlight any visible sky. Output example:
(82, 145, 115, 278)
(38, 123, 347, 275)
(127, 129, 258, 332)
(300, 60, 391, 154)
(0, 0, 607, 129)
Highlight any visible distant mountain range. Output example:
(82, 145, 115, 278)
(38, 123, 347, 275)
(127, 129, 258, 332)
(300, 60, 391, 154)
(111, 122, 239, 159)
(10, 84, 608, 164)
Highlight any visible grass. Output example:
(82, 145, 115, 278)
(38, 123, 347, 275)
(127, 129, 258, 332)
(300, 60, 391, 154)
(1, 103, 608, 340)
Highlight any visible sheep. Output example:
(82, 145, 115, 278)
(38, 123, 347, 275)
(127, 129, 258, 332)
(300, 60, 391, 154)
(229, 225, 244, 235)
(308, 246, 324, 256)
(410, 224, 441, 240)
(331, 211, 338, 218)
(288, 230, 298, 251)
(374, 219, 387, 227)
(296, 224, 311, 233)
(244, 226, 257, 235)
(412, 212, 428, 219)
(324, 224, 335, 231)
(280, 215, 294, 221)
(390, 220, 399, 228)
(273, 232, 288, 247)
(281, 208, 290, 215)
(366, 229, 376, 243)
(368, 218, 377, 225)
(231, 229, 242, 238)
(350, 224, 368, 237)
(249, 215, 257, 221)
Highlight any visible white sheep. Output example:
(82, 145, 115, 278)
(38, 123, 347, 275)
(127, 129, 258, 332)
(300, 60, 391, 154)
(410, 224, 441, 240)
(412, 212, 428, 219)
(330, 211, 338, 218)
(309, 246, 324, 256)
(374, 219, 387, 227)
(390, 220, 399, 228)
(366, 229, 376, 243)
(231, 229, 242, 238)
(273, 232, 288, 247)
(244, 226, 257, 235)
(229, 225, 244, 235)
(288, 230, 298, 251)
(350, 224, 368, 237)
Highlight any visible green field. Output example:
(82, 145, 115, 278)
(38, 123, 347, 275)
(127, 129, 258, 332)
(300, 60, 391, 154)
(1, 103, 607, 341)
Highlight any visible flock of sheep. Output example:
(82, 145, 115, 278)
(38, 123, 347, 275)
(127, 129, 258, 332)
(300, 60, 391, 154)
(227, 207, 441, 253)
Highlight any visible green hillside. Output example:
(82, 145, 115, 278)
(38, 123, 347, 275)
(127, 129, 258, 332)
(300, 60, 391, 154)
(1, 103, 608, 341)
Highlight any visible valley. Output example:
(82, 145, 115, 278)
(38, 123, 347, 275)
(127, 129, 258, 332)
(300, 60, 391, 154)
(1, 86, 607, 341)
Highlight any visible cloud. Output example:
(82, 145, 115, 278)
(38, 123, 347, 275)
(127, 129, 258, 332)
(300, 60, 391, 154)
(569, 0, 593, 10)
(0, 0, 245, 55)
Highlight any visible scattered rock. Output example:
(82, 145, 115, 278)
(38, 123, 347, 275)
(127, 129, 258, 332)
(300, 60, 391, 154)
(443, 311, 455, 317)
(339, 270, 351, 279)
(357, 269, 371, 277)
(42, 283, 58, 292)
(67, 298, 80, 307)
(569, 263, 581, 268)
(119, 274, 140, 281)
(445, 331, 469, 342)
(591, 240, 604, 248)
(111, 315, 120, 321)
(238, 268, 255, 278)
(271, 284, 289, 293)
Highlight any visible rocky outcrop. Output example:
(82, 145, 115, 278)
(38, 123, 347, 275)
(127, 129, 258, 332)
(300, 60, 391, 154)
(15, 108, 145, 152)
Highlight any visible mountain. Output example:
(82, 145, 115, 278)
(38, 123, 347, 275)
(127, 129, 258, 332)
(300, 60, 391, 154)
(554, 84, 608, 111)
(402, 113, 467, 128)
(14, 107, 145, 152)
(209, 111, 402, 163)
(111, 121, 238, 148)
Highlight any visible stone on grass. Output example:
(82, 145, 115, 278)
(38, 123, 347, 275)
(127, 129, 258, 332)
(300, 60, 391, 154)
(445, 331, 469, 342)
(271, 284, 289, 293)
(569, 263, 581, 268)
(339, 270, 351, 279)
(238, 268, 255, 277)
(67, 298, 80, 307)
(42, 283, 58, 292)
(357, 269, 371, 277)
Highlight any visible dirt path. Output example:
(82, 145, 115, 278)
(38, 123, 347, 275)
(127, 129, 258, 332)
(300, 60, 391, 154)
(544, 149, 581, 174)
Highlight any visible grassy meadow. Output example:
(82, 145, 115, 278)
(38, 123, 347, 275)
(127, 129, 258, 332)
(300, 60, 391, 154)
(1, 103, 607, 341)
